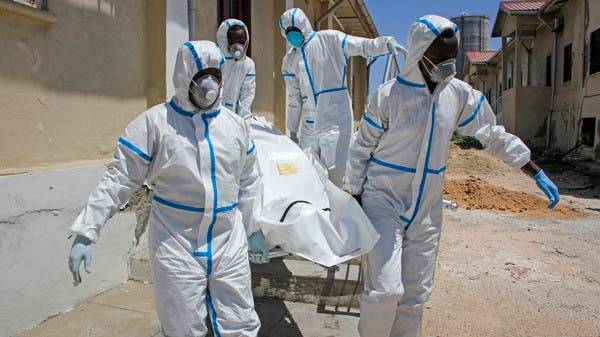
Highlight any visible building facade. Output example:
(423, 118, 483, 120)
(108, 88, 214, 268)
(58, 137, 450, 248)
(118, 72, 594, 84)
(466, 0, 599, 160)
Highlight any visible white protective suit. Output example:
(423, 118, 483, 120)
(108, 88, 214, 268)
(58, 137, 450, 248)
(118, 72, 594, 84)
(70, 41, 262, 337)
(345, 16, 531, 337)
(217, 19, 256, 120)
(280, 8, 396, 187)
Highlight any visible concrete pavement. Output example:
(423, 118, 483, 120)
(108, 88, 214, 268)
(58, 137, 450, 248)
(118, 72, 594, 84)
(15, 281, 360, 337)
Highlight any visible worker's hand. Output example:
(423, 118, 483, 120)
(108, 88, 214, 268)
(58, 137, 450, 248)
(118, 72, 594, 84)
(68, 234, 92, 285)
(289, 131, 299, 144)
(533, 170, 560, 208)
(248, 230, 269, 264)
(387, 39, 407, 57)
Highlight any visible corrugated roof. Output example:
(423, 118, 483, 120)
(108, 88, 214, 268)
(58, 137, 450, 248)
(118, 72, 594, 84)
(500, 0, 547, 13)
(466, 51, 498, 64)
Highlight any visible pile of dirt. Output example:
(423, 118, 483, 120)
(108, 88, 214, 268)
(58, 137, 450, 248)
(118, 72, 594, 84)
(444, 177, 582, 217)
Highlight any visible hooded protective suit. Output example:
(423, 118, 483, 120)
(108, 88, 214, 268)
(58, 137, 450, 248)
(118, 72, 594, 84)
(280, 8, 396, 186)
(70, 41, 262, 337)
(345, 16, 531, 337)
(217, 19, 256, 120)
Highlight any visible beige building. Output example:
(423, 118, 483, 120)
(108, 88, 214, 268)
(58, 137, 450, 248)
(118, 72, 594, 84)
(0, 0, 378, 173)
(465, 0, 600, 160)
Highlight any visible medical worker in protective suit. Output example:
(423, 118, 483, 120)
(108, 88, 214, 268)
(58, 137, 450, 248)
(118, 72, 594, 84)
(68, 41, 269, 337)
(279, 8, 405, 186)
(217, 19, 256, 122)
(345, 15, 560, 337)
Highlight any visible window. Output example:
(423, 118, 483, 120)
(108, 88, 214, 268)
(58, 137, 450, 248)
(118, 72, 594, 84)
(590, 28, 600, 75)
(546, 55, 552, 86)
(581, 118, 596, 147)
(563, 43, 572, 83)
(219, 0, 252, 56)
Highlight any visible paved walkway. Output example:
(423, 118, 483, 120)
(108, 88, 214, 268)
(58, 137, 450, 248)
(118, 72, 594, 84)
(16, 281, 360, 337)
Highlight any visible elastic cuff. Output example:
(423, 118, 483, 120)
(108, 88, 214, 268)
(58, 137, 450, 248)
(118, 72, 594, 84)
(512, 154, 531, 169)
(70, 228, 99, 243)
(344, 181, 364, 196)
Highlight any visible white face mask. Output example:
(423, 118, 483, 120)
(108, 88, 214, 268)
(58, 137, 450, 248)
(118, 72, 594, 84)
(189, 74, 220, 110)
(421, 55, 457, 83)
(229, 43, 245, 60)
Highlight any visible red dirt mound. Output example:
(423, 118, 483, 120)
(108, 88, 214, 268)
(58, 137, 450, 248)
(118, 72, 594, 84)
(444, 177, 582, 218)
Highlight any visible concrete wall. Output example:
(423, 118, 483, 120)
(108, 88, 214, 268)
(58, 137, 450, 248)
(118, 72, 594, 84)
(0, 0, 165, 172)
(516, 86, 552, 145)
(531, 21, 555, 88)
(251, 0, 287, 129)
(501, 87, 517, 133)
(0, 164, 143, 337)
(166, 1, 189, 98)
(195, 0, 218, 41)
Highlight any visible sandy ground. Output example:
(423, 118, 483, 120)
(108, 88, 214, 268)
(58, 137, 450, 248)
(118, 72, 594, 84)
(422, 146, 600, 337)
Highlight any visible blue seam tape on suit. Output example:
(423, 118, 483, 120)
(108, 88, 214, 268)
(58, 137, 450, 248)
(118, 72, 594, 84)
(301, 47, 318, 104)
(184, 42, 203, 72)
(363, 114, 386, 131)
(315, 86, 347, 97)
(203, 113, 218, 276)
(206, 290, 222, 337)
(169, 100, 194, 117)
(403, 102, 437, 229)
(153, 195, 238, 214)
(118, 137, 152, 162)
(396, 75, 427, 88)
(458, 94, 485, 128)
(417, 19, 440, 36)
(371, 157, 416, 173)
(246, 140, 256, 155)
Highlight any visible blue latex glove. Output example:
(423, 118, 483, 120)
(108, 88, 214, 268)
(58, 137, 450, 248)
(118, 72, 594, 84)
(387, 40, 408, 57)
(248, 230, 269, 264)
(533, 170, 560, 208)
(289, 131, 299, 144)
(68, 234, 92, 285)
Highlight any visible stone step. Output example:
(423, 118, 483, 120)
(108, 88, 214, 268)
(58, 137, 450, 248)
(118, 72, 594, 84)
(129, 249, 363, 308)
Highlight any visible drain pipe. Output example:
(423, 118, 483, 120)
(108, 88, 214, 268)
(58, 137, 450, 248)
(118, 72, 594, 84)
(315, 0, 345, 31)
(538, 1, 559, 148)
(188, 0, 196, 40)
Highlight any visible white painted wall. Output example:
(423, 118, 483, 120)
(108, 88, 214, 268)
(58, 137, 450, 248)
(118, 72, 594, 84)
(0, 164, 144, 337)
(166, 0, 190, 99)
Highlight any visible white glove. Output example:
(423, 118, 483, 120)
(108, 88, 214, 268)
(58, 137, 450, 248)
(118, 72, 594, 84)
(387, 39, 408, 57)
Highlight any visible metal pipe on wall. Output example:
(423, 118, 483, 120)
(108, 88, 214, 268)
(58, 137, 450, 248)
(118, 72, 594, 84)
(188, 0, 196, 40)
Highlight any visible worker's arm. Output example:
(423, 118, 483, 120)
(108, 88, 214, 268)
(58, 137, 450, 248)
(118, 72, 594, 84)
(456, 88, 559, 207)
(455, 89, 531, 168)
(344, 90, 387, 195)
(237, 59, 256, 119)
(282, 55, 303, 135)
(238, 124, 263, 236)
(70, 112, 155, 242)
(338, 32, 397, 59)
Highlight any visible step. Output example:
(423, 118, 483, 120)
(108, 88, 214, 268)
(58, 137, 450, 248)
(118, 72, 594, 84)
(129, 249, 363, 308)
(16, 281, 360, 337)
